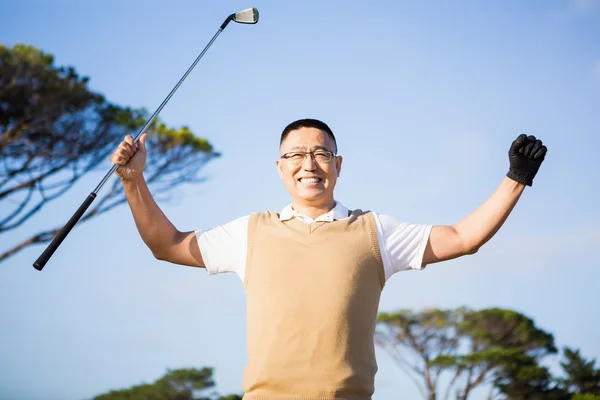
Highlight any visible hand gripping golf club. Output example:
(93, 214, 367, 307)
(33, 7, 259, 271)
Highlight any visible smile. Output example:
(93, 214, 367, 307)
(298, 177, 322, 183)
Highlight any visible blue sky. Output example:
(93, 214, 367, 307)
(1, 0, 599, 399)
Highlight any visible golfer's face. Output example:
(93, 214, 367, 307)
(276, 127, 342, 207)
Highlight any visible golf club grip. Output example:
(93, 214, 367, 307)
(33, 193, 97, 271)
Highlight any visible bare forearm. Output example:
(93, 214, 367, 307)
(454, 177, 525, 252)
(424, 135, 547, 265)
(122, 176, 180, 258)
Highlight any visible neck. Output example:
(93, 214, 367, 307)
(291, 199, 336, 220)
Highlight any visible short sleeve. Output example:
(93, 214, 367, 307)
(195, 215, 250, 282)
(373, 213, 433, 281)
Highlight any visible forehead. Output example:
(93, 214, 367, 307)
(281, 127, 335, 150)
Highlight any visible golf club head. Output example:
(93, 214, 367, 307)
(233, 8, 259, 24)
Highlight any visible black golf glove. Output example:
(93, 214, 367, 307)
(506, 134, 547, 186)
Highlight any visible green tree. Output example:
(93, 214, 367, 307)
(92, 367, 242, 400)
(559, 347, 600, 396)
(376, 307, 559, 400)
(0, 44, 219, 263)
(492, 355, 568, 400)
(493, 345, 600, 399)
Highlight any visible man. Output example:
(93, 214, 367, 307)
(110, 118, 547, 399)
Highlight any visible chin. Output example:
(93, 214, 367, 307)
(297, 191, 328, 203)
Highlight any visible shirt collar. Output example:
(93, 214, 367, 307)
(279, 201, 349, 223)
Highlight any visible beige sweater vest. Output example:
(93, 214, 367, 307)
(242, 209, 385, 400)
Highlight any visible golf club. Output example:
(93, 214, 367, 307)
(33, 7, 259, 271)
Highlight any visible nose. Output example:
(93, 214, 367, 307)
(302, 153, 317, 170)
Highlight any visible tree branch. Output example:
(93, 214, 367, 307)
(0, 174, 78, 232)
(0, 229, 56, 263)
(0, 158, 73, 200)
(444, 367, 463, 400)
(0, 184, 34, 228)
(0, 150, 37, 190)
(376, 331, 428, 399)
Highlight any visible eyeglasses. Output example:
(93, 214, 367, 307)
(280, 150, 336, 164)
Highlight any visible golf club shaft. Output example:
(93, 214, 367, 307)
(95, 28, 224, 194)
(33, 27, 225, 271)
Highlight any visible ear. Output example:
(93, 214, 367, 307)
(275, 158, 284, 180)
(335, 155, 343, 177)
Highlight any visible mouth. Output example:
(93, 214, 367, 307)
(298, 177, 322, 184)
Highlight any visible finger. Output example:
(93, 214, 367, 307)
(533, 145, 547, 160)
(529, 139, 542, 159)
(513, 134, 527, 148)
(111, 155, 129, 166)
(523, 141, 535, 157)
(511, 134, 527, 156)
(113, 146, 132, 162)
(116, 136, 136, 158)
(138, 133, 147, 153)
(519, 135, 537, 156)
(120, 141, 135, 158)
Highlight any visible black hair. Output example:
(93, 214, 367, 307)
(280, 118, 338, 154)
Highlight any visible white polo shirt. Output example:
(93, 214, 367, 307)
(195, 202, 433, 283)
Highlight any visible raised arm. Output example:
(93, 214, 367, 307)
(423, 134, 547, 265)
(110, 133, 204, 267)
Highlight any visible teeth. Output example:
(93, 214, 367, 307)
(301, 178, 320, 183)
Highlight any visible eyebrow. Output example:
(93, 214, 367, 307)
(288, 145, 332, 152)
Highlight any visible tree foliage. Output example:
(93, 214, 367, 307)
(492, 356, 569, 400)
(0, 44, 219, 263)
(375, 307, 597, 400)
(92, 367, 242, 400)
(560, 348, 600, 396)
